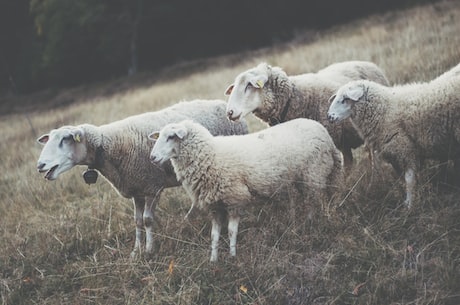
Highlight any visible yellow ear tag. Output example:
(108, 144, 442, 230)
(75, 134, 81, 142)
(256, 80, 264, 88)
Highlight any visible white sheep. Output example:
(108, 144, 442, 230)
(225, 61, 390, 170)
(36, 99, 248, 258)
(149, 118, 343, 262)
(327, 63, 460, 207)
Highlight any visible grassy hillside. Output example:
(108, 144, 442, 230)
(1, 1, 460, 304)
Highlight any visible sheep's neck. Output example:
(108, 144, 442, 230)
(352, 95, 387, 151)
(89, 137, 105, 169)
(268, 96, 291, 126)
(174, 137, 217, 207)
(175, 142, 211, 182)
(85, 131, 125, 193)
(261, 77, 297, 126)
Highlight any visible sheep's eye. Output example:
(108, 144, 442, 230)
(63, 135, 74, 142)
(167, 135, 175, 141)
(59, 135, 73, 147)
(245, 82, 253, 92)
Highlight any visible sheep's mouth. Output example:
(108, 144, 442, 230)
(228, 113, 241, 121)
(39, 165, 59, 180)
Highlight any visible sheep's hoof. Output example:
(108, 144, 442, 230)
(130, 249, 141, 261)
(403, 199, 412, 209)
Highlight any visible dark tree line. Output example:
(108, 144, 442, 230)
(0, 0, 436, 95)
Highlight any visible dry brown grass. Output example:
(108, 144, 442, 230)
(1, 1, 460, 304)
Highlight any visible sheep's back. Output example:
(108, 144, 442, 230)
(383, 78, 460, 159)
(213, 118, 338, 197)
(318, 61, 390, 86)
(96, 99, 247, 197)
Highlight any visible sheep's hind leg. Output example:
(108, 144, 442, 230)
(342, 146, 353, 174)
(228, 210, 240, 258)
(210, 205, 227, 262)
(210, 218, 222, 262)
(404, 168, 416, 208)
(144, 188, 163, 258)
(131, 197, 146, 259)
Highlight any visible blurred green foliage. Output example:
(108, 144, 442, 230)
(1, 0, 439, 94)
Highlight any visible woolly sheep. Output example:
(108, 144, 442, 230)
(225, 61, 390, 170)
(327, 63, 460, 207)
(149, 118, 343, 262)
(36, 99, 248, 258)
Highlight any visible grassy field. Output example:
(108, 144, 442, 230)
(1, 1, 460, 304)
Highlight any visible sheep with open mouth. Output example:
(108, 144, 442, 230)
(36, 99, 248, 258)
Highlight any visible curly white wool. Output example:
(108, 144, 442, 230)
(150, 118, 343, 262)
(327, 63, 460, 207)
(36, 99, 248, 258)
(225, 61, 390, 170)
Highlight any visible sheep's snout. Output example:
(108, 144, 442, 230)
(36, 161, 59, 180)
(37, 162, 46, 172)
(149, 154, 157, 163)
(227, 109, 241, 121)
(149, 153, 162, 165)
(327, 112, 338, 122)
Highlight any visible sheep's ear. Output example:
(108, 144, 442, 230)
(148, 131, 160, 141)
(346, 86, 365, 101)
(328, 94, 337, 104)
(175, 127, 187, 139)
(249, 75, 268, 89)
(37, 134, 49, 145)
(70, 128, 84, 143)
(224, 84, 234, 96)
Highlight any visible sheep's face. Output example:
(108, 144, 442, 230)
(149, 123, 187, 165)
(36, 127, 87, 180)
(327, 82, 366, 123)
(225, 64, 269, 121)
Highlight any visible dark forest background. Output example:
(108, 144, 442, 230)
(0, 0, 438, 95)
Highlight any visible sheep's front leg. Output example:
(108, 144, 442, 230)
(228, 212, 240, 258)
(404, 168, 416, 208)
(210, 217, 222, 262)
(368, 148, 382, 187)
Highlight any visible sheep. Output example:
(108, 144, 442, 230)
(36, 99, 248, 258)
(224, 61, 390, 171)
(327, 63, 460, 208)
(149, 118, 343, 262)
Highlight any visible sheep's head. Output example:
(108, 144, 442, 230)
(225, 63, 270, 121)
(327, 81, 367, 123)
(149, 123, 187, 165)
(36, 126, 87, 180)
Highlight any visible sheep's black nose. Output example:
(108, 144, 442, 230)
(37, 162, 45, 171)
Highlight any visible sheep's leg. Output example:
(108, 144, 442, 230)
(144, 188, 163, 257)
(210, 218, 222, 262)
(131, 197, 145, 259)
(368, 148, 382, 188)
(404, 168, 416, 208)
(342, 146, 353, 174)
(228, 211, 240, 258)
